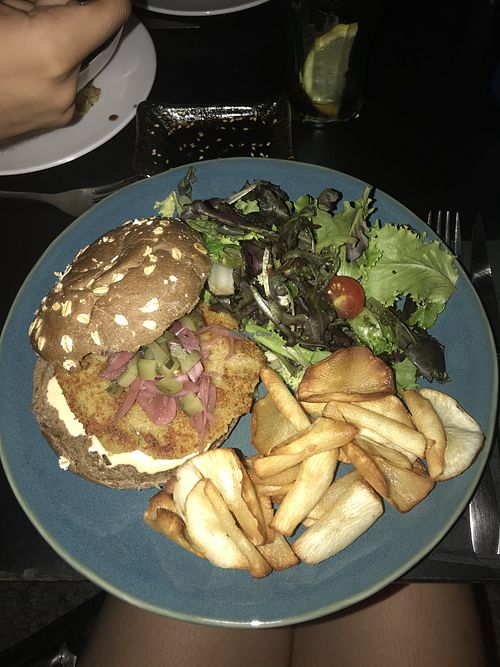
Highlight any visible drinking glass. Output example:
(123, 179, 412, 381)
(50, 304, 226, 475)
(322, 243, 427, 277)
(288, 0, 380, 124)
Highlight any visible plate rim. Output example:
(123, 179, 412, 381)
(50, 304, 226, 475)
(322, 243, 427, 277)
(0, 157, 497, 627)
(132, 0, 269, 16)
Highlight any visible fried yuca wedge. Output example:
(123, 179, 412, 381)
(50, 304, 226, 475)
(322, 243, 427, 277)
(357, 395, 415, 429)
(255, 482, 295, 498)
(253, 452, 306, 480)
(401, 388, 446, 479)
(145, 487, 177, 517)
(252, 393, 298, 455)
(189, 449, 268, 546)
(245, 458, 299, 498)
(246, 459, 301, 487)
(253, 418, 356, 479)
(292, 479, 384, 564)
(272, 418, 357, 457)
(354, 435, 413, 470)
(172, 460, 204, 517)
(256, 497, 299, 571)
(204, 479, 272, 578)
(303, 469, 362, 527)
(184, 479, 250, 570)
(344, 437, 433, 511)
(300, 401, 326, 418)
(342, 440, 389, 498)
(373, 456, 435, 512)
(260, 367, 311, 430)
(297, 346, 395, 403)
(271, 449, 339, 537)
(324, 400, 427, 458)
(144, 489, 204, 557)
(418, 388, 484, 480)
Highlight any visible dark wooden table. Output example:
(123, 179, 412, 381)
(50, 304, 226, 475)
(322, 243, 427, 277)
(1, 0, 500, 582)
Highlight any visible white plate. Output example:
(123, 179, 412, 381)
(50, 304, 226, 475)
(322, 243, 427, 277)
(133, 0, 269, 17)
(0, 18, 156, 176)
(78, 28, 124, 92)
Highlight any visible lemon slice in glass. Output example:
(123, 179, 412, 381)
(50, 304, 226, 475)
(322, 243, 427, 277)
(300, 22, 358, 117)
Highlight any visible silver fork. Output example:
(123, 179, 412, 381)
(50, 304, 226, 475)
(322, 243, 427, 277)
(0, 174, 141, 217)
(428, 209, 500, 555)
(426, 210, 463, 257)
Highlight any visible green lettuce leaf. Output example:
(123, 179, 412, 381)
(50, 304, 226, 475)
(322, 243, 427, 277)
(243, 320, 331, 389)
(349, 306, 397, 357)
(314, 185, 372, 257)
(357, 223, 458, 328)
(350, 298, 448, 383)
(392, 358, 418, 391)
(155, 191, 182, 218)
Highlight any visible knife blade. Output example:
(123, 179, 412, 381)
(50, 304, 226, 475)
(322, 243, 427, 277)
(468, 213, 500, 555)
(471, 214, 500, 345)
(142, 18, 200, 30)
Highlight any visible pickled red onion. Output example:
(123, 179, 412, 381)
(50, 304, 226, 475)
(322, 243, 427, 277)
(107, 316, 225, 436)
(100, 351, 135, 380)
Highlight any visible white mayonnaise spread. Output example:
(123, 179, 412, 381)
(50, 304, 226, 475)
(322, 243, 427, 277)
(58, 456, 71, 470)
(46, 376, 195, 474)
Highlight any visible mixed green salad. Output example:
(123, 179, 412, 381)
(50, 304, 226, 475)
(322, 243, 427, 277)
(155, 168, 459, 391)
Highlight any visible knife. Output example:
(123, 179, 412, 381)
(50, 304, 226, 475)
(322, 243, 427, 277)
(468, 213, 500, 555)
(142, 18, 200, 30)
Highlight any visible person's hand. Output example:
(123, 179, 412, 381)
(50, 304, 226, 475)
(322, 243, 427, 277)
(0, 0, 131, 141)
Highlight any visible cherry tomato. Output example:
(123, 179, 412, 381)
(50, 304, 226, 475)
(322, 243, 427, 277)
(326, 276, 365, 320)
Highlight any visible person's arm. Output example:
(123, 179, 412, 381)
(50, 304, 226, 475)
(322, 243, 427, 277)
(0, 0, 131, 141)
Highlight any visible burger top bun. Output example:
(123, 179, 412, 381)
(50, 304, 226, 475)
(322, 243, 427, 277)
(29, 217, 211, 370)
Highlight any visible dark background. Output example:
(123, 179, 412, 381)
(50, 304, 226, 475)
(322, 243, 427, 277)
(1, 1, 500, 329)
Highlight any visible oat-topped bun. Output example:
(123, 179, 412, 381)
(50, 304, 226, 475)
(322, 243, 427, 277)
(29, 217, 211, 370)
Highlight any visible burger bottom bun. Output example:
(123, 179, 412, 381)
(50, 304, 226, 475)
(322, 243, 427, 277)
(32, 358, 236, 490)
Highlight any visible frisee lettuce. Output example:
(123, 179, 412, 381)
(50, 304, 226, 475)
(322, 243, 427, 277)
(350, 223, 458, 329)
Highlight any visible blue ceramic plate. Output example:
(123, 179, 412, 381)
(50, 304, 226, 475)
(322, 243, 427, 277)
(0, 158, 497, 627)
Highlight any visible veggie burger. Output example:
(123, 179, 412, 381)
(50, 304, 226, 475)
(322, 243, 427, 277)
(29, 216, 265, 489)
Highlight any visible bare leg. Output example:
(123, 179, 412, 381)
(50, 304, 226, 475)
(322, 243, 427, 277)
(291, 583, 489, 667)
(78, 595, 293, 667)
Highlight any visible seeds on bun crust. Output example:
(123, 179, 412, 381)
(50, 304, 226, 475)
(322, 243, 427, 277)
(29, 217, 211, 370)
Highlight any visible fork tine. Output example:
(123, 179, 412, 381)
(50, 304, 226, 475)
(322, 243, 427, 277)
(444, 210, 451, 248)
(454, 212, 463, 259)
(427, 209, 463, 260)
(435, 210, 443, 238)
(91, 174, 140, 202)
(426, 210, 441, 235)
